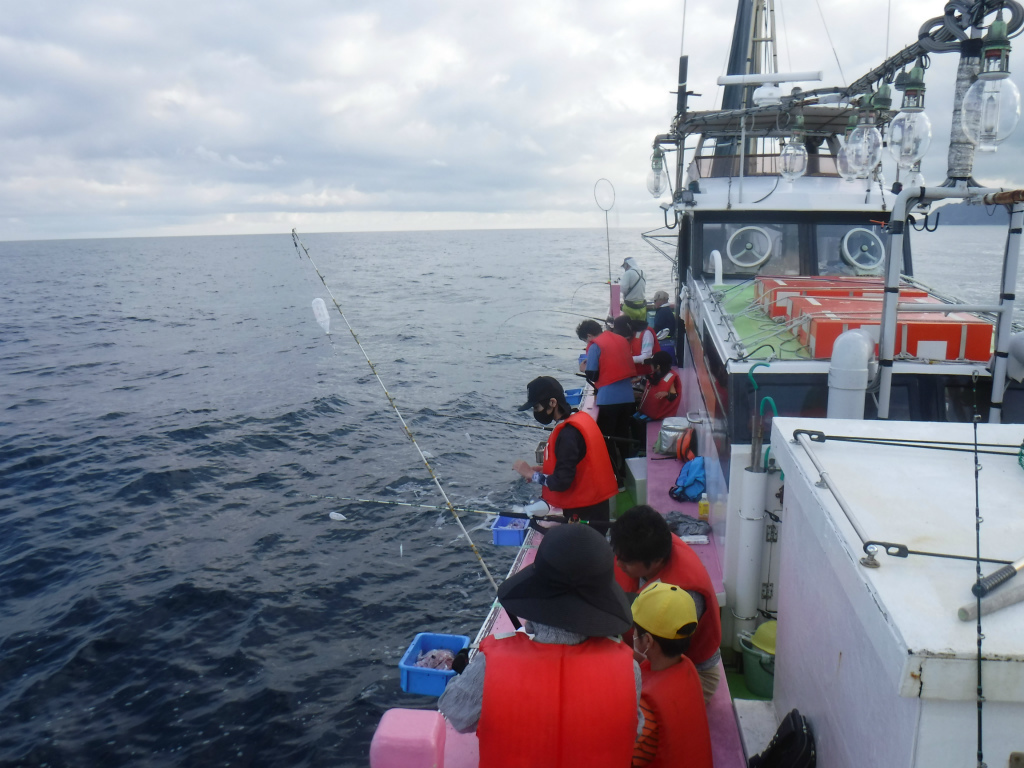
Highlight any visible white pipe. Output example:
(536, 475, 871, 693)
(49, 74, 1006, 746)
(877, 185, 1000, 418)
(717, 71, 822, 86)
(711, 249, 724, 286)
(827, 329, 875, 420)
(988, 202, 1023, 424)
(731, 466, 767, 650)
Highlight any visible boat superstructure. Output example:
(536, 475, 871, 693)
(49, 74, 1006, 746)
(647, 0, 1024, 655)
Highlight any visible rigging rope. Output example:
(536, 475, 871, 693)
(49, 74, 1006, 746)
(813, 0, 846, 85)
(290, 230, 500, 593)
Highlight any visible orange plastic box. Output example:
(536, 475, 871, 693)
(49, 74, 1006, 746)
(754, 277, 928, 318)
(799, 306, 992, 361)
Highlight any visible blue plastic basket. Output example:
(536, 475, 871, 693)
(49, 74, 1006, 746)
(564, 387, 583, 406)
(399, 632, 471, 696)
(491, 515, 529, 546)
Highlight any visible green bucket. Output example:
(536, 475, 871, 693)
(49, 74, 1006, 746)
(739, 635, 775, 698)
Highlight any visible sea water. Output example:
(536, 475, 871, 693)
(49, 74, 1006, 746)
(0, 225, 1017, 766)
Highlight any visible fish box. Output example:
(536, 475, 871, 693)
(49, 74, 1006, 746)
(788, 296, 941, 347)
(491, 515, 529, 546)
(399, 632, 470, 696)
(756, 276, 928, 318)
(799, 306, 992, 361)
(773, 287, 930, 319)
(564, 387, 583, 407)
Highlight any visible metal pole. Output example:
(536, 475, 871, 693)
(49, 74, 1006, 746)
(877, 186, 998, 418)
(989, 202, 1024, 423)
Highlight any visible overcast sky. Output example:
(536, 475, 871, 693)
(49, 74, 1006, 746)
(2, 0, 1022, 241)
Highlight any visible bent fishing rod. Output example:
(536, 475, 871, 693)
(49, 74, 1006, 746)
(291, 230, 499, 592)
(311, 495, 571, 524)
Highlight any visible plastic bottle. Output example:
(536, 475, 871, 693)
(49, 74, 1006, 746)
(698, 492, 710, 522)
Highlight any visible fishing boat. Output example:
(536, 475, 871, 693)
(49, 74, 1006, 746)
(368, 0, 1024, 765)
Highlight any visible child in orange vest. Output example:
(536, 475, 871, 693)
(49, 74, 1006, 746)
(630, 582, 713, 768)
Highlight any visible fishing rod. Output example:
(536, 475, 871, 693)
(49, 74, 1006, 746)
(408, 408, 641, 446)
(315, 496, 569, 524)
(291, 230, 500, 592)
(497, 308, 607, 330)
(569, 281, 612, 312)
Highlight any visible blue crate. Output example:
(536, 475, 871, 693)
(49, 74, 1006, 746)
(399, 632, 470, 696)
(564, 387, 583, 406)
(491, 515, 529, 546)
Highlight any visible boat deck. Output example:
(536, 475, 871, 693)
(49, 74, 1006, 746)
(645, 418, 726, 604)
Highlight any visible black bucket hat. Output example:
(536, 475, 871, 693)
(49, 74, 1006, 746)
(517, 376, 570, 413)
(497, 524, 632, 637)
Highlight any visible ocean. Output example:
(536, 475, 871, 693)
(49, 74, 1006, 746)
(0, 224, 1017, 766)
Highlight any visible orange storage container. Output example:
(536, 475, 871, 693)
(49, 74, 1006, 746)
(754, 276, 928, 318)
(796, 303, 992, 361)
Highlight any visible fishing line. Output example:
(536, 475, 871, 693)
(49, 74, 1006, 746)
(497, 308, 606, 330)
(291, 229, 500, 593)
(569, 281, 612, 311)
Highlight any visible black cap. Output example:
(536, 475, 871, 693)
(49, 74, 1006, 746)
(517, 376, 568, 412)
(498, 524, 632, 637)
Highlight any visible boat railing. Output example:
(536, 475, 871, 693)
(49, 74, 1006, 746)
(693, 154, 839, 179)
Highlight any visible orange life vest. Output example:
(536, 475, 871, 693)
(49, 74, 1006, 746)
(638, 371, 679, 421)
(630, 329, 661, 376)
(541, 412, 618, 510)
(615, 534, 722, 665)
(477, 633, 637, 768)
(639, 657, 713, 768)
(590, 331, 635, 388)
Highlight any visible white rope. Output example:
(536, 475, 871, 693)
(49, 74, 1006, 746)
(291, 230, 500, 592)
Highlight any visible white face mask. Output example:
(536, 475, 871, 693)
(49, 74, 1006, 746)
(633, 632, 651, 659)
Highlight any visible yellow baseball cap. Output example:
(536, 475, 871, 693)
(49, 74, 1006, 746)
(630, 581, 697, 640)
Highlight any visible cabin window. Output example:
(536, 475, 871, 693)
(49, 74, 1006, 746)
(814, 223, 887, 277)
(701, 222, 801, 277)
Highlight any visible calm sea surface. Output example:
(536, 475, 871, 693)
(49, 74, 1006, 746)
(0, 224, 1017, 766)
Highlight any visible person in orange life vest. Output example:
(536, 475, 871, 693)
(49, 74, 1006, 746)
(629, 317, 660, 377)
(637, 352, 679, 422)
(437, 524, 642, 768)
(512, 376, 618, 533)
(610, 505, 722, 702)
(576, 318, 637, 486)
(630, 582, 713, 768)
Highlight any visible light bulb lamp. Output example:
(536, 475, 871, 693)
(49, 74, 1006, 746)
(962, 17, 1021, 152)
(872, 83, 893, 112)
(901, 63, 927, 113)
(846, 104, 883, 178)
(779, 114, 808, 182)
(887, 63, 933, 170)
(647, 146, 669, 197)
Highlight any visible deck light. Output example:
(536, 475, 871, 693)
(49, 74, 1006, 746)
(887, 61, 933, 169)
(846, 107, 883, 177)
(779, 114, 808, 181)
(647, 147, 669, 197)
(887, 111, 933, 169)
(906, 161, 925, 188)
(962, 18, 1021, 152)
(900, 63, 927, 113)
